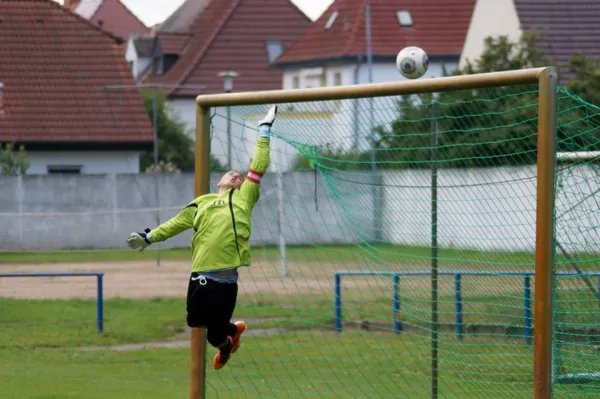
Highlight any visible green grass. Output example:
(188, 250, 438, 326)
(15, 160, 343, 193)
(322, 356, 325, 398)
(2, 333, 599, 399)
(0, 297, 186, 348)
(2, 297, 600, 398)
(0, 248, 193, 264)
(1, 243, 598, 272)
(1, 243, 599, 398)
(0, 333, 538, 399)
(2, 281, 600, 352)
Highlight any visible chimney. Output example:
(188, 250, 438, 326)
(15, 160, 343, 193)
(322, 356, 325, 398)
(64, 0, 82, 10)
(0, 82, 5, 115)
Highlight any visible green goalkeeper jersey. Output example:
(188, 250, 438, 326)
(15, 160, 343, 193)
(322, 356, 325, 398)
(149, 137, 270, 273)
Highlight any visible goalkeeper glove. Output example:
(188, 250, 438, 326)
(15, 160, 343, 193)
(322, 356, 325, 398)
(126, 228, 152, 252)
(258, 105, 278, 138)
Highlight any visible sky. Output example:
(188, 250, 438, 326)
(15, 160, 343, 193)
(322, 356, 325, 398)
(54, 0, 334, 24)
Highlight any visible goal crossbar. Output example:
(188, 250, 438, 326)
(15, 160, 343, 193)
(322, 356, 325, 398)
(195, 68, 547, 107)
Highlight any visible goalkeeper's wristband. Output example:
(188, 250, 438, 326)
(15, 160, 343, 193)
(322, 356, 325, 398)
(259, 125, 271, 139)
(144, 228, 153, 243)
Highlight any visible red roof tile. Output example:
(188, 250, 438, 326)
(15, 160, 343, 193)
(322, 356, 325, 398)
(514, 0, 600, 80)
(0, 0, 153, 145)
(81, 0, 150, 40)
(157, 32, 193, 55)
(276, 0, 476, 65)
(157, 0, 212, 34)
(146, 0, 312, 96)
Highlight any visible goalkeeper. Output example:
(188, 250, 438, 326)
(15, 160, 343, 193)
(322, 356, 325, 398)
(126, 105, 277, 370)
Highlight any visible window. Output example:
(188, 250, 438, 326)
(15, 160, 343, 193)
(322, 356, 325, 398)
(163, 54, 179, 74)
(396, 10, 413, 27)
(334, 72, 342, 86)
(292, 76, 300, 89)
(47, 165, 82, 174)
(265, 40, 284, 64)
(325, 11, 339, 30)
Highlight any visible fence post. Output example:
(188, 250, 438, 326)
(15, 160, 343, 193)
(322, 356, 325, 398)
(335, 273, 342, 332)
(393, 274, 401, 333)
(455, 274, 463, 341)
(524, 275, 532, 344)
(97, 273, 104, 333)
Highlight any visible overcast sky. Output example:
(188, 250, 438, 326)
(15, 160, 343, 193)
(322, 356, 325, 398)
(54, 0, 333, 24)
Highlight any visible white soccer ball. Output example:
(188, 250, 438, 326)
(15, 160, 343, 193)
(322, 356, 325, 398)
(396, 46, 429, 79)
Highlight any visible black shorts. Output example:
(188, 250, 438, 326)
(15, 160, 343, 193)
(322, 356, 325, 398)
(186, 273, 238, 328)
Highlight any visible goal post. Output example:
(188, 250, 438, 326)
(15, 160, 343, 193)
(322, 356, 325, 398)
(192, 67, 558, 399)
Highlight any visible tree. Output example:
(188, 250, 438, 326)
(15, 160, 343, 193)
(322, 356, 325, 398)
(461, 29, 553, 75)
(566, 54, 600, 106)
(139, 89, 225, 173)
(0, 143, 29, 176)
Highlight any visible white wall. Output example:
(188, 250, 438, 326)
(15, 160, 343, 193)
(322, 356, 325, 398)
(2, 166, 598, 253)
(381, 164, 600, 253)
(282, 60, 455, 90)
(459, 0, 522, 69)
(25, 151, 140, 175)
(125, 38, 152, 82)
(167, 98, 196, 138)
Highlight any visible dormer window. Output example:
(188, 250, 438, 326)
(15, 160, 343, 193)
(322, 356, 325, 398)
(265, 40, 284, 64)
(325, 11, 339, 30)
(396, 10, 413, 27)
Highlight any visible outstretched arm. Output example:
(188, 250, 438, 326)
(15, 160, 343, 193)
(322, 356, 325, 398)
(125, 203, 196, 252)
(239, 106, 277, 206)
(148, 204, 196, 242)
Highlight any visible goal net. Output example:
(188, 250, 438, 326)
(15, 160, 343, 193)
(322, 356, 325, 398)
(199, 70, 600, 398)
(553, 137, 600, 388)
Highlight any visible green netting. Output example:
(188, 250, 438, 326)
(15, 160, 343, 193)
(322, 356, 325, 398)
(205, 83, 600, 398)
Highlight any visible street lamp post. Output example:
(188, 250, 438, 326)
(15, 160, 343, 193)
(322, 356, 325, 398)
(218, 71, 239, 170)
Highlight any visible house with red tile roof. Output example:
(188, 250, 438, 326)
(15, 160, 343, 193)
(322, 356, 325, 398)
(141, 0, 311, 96)
(64, 0, 150, 41)
(459, 0, 600, 80)
(0, 0, 153, 175)
(275, 0, 475, 84)
(123, 0, 312, 171)
(272, 0, 475, 152)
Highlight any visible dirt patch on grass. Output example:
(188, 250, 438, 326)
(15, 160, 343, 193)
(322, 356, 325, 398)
(0, 259, 393, 299)
(0, 258, 531, 300)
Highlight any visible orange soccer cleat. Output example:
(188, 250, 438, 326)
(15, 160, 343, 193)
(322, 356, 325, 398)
(231, 321, 246, 354)
(213, 337, 233, 370)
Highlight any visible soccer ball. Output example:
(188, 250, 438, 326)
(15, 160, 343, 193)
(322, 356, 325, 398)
(396, 46, 429, 79)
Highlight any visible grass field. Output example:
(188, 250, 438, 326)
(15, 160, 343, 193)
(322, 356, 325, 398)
(2, 298, 600, 399)
(2, 244, 600, 398)
(1, 243, 598, 271)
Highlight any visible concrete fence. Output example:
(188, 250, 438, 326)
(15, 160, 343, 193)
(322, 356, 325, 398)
(0, 165, 597, 253)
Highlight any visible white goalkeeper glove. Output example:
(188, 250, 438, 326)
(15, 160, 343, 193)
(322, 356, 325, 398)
(126, 228, 152, 252)
(258, 105, 277, 138)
